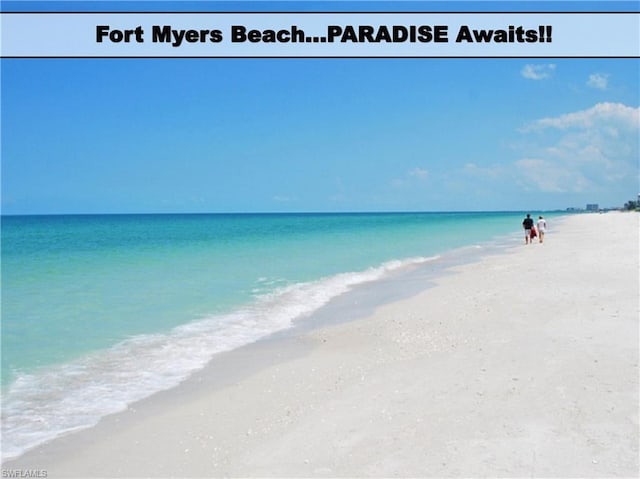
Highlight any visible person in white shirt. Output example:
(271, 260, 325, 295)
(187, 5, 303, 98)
(537, 216, 547, 243)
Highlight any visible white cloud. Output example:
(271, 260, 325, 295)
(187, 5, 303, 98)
(525, 102, 639, 131)
(516, 102, 639, 193)
(587, 73, 609, 90)
(515, 158, 592, 193)
(435, 102, 638, 208)
(521, 63, 556, 80)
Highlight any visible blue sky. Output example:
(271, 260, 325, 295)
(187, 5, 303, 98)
(1, 23, 639, 214)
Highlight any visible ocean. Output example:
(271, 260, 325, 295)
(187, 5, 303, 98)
(1, 211, 559, 460)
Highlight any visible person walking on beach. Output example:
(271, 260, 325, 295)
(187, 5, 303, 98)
(522, 214, 534, 244)
(537, 216, 547, 243)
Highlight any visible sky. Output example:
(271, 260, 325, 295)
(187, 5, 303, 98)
(1, 16, 639, 214)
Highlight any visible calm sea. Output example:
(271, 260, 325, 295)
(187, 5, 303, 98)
(0, 211, 559, 459)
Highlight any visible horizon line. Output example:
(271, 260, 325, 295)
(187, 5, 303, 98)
(0, 208, 578, 217)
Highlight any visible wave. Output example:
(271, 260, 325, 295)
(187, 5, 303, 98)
(0, 254, 439, 461)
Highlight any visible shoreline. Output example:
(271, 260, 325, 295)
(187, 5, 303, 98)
(0, 215, 525, 462)
(0, 217, 521, 463)
(3, 212, 638, 477)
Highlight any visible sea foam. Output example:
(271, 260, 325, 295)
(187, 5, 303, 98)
(0, 255, 438, 461)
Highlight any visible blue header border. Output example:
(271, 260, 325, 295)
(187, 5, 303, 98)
(2, 1, 639, 13)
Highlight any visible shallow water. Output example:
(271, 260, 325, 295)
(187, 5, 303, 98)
(1, 211, 561, 459)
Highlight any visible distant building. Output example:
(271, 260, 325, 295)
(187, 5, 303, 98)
(586, 204, 599, 211)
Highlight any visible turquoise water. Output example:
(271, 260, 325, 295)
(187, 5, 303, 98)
(1, 211, 559, 459)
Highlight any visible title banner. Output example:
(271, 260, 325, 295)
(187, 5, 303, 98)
(1, 12, 639, 57)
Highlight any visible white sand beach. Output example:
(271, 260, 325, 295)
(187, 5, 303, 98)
(3, 212, 638, 478)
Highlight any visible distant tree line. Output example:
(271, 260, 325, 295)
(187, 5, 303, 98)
(623, 200, 639, 211)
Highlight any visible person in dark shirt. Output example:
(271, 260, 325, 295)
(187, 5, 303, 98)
(522, 214, 534, 244)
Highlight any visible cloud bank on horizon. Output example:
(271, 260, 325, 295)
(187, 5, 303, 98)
(519, 102, 638, 193)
